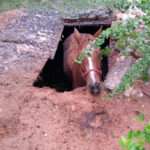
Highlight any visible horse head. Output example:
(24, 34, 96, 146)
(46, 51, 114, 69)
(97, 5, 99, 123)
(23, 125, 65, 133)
(74, 28, 102, 95)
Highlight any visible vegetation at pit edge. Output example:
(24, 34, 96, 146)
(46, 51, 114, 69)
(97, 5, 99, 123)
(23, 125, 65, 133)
(119, 122, 150, 150)
(76, 0, 150, 96)
(95, 0, 150, 95)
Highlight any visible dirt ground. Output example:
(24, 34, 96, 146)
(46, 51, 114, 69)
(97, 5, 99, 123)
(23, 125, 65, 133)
(0, 71, 150, 150)
(0, 8, 150, 150)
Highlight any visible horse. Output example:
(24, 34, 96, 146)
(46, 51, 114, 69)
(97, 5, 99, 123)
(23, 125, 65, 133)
(63, 28, 102, 95)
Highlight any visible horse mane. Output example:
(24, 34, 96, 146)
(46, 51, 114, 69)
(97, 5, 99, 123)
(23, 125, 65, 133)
(64, 31, 84, 54)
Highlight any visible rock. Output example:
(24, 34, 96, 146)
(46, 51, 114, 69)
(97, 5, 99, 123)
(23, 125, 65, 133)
(108, 49, 120, 69)
(104, 56, 135, 90)
(0, 9, 63, 76)
(64, 6, 112, 19)
(141, 82, 150, 97)
(115, 7, 145, 22)
(0, 9, 24, 30)
(63, 6, 113, 26)
(124, 86, 143, 98)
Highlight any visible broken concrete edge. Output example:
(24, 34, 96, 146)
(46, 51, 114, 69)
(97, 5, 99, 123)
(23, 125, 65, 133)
(63, 18, 113, 26)
(63, 6, 114, 26)
(62, 6, 113, 19)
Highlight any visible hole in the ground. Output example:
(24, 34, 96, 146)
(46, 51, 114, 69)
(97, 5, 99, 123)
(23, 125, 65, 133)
(33, 24, 109, 92)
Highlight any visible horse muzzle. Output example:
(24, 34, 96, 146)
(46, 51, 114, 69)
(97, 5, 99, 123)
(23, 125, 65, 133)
(88, 82, 101, 95)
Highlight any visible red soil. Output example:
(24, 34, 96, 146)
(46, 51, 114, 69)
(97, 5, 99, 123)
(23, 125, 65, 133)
(0, 73, 150, 150)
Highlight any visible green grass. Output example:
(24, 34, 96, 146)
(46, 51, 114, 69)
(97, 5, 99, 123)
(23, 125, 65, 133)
(119, 123, 150, 150)
(0, 0, 55, 12)
(0, 0, 130, 14)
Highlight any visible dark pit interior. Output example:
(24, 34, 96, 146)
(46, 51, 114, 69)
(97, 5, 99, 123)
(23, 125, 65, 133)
(33, 24, 109, 92)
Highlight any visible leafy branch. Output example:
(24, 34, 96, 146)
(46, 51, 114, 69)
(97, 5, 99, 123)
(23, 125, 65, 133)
(119, 123, 150, 150)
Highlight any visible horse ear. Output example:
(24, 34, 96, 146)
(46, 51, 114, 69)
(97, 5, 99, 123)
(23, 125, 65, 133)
(94, 27, 102, 38)
(74, 28, 80, 40)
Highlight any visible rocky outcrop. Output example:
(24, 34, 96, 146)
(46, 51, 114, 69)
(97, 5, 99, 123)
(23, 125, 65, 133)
(64, 7, 113, 26)
(0, 9, 63, 76)
(104, 56, 135, 90)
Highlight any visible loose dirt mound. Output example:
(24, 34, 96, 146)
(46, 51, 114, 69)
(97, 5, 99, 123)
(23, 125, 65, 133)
(0, 73, 150, 150)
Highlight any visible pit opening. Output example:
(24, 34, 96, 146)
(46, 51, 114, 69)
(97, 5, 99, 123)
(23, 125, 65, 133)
(33, 24, 110, 92)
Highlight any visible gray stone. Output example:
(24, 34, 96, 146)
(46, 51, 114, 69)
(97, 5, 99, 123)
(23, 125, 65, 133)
(63, 7, 113, 26)
(0, 9, 64, 75)
(104, 56, 135, 90)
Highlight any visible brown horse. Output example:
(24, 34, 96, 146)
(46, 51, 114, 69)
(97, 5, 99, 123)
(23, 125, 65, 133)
(63, 28, 101, 95)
